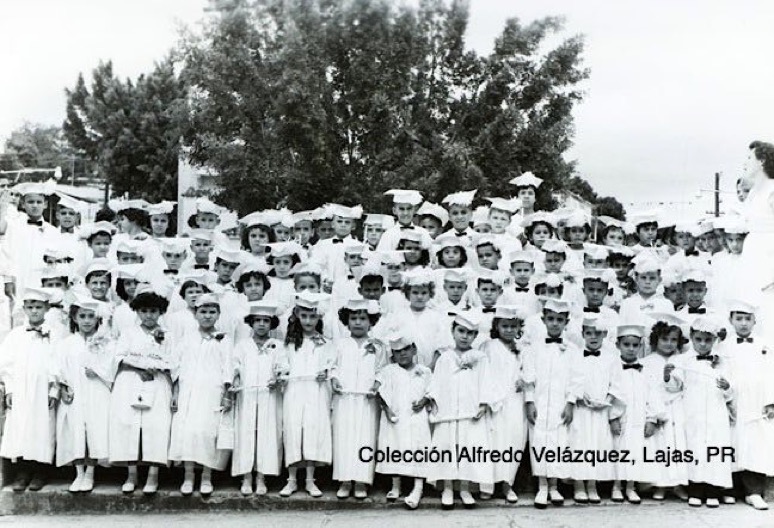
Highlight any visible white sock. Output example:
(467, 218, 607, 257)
(201, 467, 212, 484)
(127, 465, 138, 484)
(183, 462, 194, 483)
(287, 467, 298, 481)
(305, 466, 315, 481)
(538, 476, 548, 492)
(145, 466, 158, 486)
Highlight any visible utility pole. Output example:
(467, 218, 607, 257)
(714, 172, 721, 217)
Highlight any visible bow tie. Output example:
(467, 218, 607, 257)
(482, 307, 496, 314)
(641, 303, 655, 311)
(737, 337, 754, 344)
(26, 327, 49, 338)
(60, 227, 74, 234)
(388, 286, 402, 291)
(513, 286, 530, 293)
(27, 219, 43, 226)
(163, 269, 179, 275)
(696, 354, 716, 362)
(583, 306, 600, 313)
(194, 264, 209, 270)
(400, 225, 415, 230)
(545, 337, 563, 344)
(685, 250, 699, 257)
(622, 362, 642, 371)
(688, 307, 706, 314)
(331, 238, 343, 244)
(584, 350, 600, 357)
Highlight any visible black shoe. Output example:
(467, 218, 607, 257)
(28, 474, 47, 492)
(11, 472, 31, 493)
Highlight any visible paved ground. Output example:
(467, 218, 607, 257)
(2, 503, 774, 528)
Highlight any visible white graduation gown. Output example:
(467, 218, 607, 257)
(377, 307, 452, 368)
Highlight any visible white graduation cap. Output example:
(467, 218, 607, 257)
(78, 221, 117, 240)
(342, 296, 380, 315)
(327, 203, 363, 219)
(115, 239, 144, 255)
(416, 202, 449, 225)
(403, 269, 435, 287)
(397, 229, 428, 248)
(597, 215, 634, 235)
(564, 210, 591, 229)
(509, 172, 543, 189)
(485, 197, 520, 214)
(454, 311, 481, 331)
(533, 273, 564, 289)
(266, 241, 305, 259)
(84, 258, 112, 276)
(582, 314, 609, 332)
(388, 332, 414, 350)
(342, 239, 367, 255)
(55, 193, 88, 215)
(476, 269, 508, 288)
(160, 238, 189, 254)
(384, 189, 423, 206)
(233, 260, 272, 280)
(290, 261, 324, 277)
(112, 199, 151, 213)
(22, 287, 53, 303)
(114, 263, 145, 280)
(616, 324, 646, 339)
(648, 312, 689, 327)
(364, 214, 395, 229)
(377, 251, 408, 266)
(583, 244, 609, 260)
(214, 247, 244, 264)
(147, 201, 176, 216)
(186, 228, 214, 242)
(312, 206, 334, 221)
(583, 268, 616, 284)
(727, 299, 758, 315)
(494, 304, 526, 320)
(541, 239, 568, 255)
(521, 211, 556, 228)
(681, 268, 709, 284)
(629, 210, 660, 227)
(194, 293, 221, 308)
(294, 291, 330, 311)
(39, 264, 72, 281)
(434, 232, 466, 251)
(690, 315, 724, 335)
(606, 245, 635, 258)
(471, 206, 490, 226)
(195, 197, 223, 216)
(246, 300, 280, 318)
(715, 216, 749, 234)
(543, 298, 572, 314)
(239, 211, 271, 229)
(442, 189, 477, 207)
(14, 179, 57, 196)
(508, 249, 537, 265)
(443, 269, 469, 283)
(292, 210, 316, 224)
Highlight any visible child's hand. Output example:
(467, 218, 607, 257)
(331, 378, 343, 394)
(4, 393, 11, 410)
(84, 367, 98, 380)
(61, 386, 74, 405)
(644, 421, 657, 438)
(716, 377, 730, 391)
(526, 402, 537, 425)
(765, 405, 774, 420)
(561, 403, 574, 426)
(610, 417, 622, 436)
(366, 382, 379, 399)
(514, 379, 525, 393)
(412, 397, 426, 413)
(48, 396, 57, 409)
(232, 373, 242, 391)
(170, 395, 178, 413)
(316, 370, 328, 383)
(220, 391, 233, 412)
(322, 279, 334, 294)
(427, 399, 438, 415)
(386, 408, 398, 423)
(663, 364, 675, 382)
(474, 404, 487, 421)
(139, 370, 154, 382)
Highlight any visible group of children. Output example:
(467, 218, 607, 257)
(0, 168, 772, 511)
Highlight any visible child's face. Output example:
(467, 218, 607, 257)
(273, 224, 291, 242)
(637, 223, 658, 245)
(476, 244, 500, 270)
(250, 315, 273, 337)
(248, 227, 270, 253)
(163, 251, 186, 269)
(358, 280, 384, 301)
(536, 285, 561, 300)
(392, 345, 416, 368)
(683, 280, 707, 308)
(332, 216, 354, 238)
(737, 179, 752, 202)
(690, 331, 716, 355)
(664, 284, 685, 308)
(385, 263, 404, 284)
(42, 277, 67, 289)
(137, 307, 162, 328)
(272, 256, 294, 278)
(242, 276, 266, 301)
(604, 228, 625, 246)
(184, 284, 205, 308)
(90, 234, 112, 257)
(583, 255, 607, 269)
(582, 280, 608, 307)
(408, 285, 431, 310)
(517, 187, 536, 210)
(697, 232, 716, 252)
(476, 281, 501, 307)
(75, 308, 99, 335)
(401, 240, 422, 264)
(347, 310, 371, 338)
(191, 239, 212, 257)
(316, 220, 335, 240)
(215, 260, 239, 283)
(87, 274, 110, 300)
(196, 212, 220, 230)
(617, 336, 641, 361)
(295, 274, 321, 293)
(418, 217, 442, 239)
(634, 271, 661, 295)
(293, 221, 313, 245)
(510, 261, 534, 285)
(57, 207, 78, 229)
(23, 194, 46, 218)
(724, 233, 746, 255)
(488, 209, 511, 234)
(295, 307, 321, 334)
(567, 226, 587, 244)
(23, 300, 49, 325)
(673, 231, 695, 251)
(582, 327, 607, 350)
(195, 305, 220, 330)
(472, 223, 491, 234)
(541, 310, 568, 337)
(123, 279, 138, 299)
(530, 224, 551, 247)
(150, 214, 169, 236)
(392, 203, 417, 226)
(452, 324, 478, 350)
(656, 329, 681, 357)
(443, 280, 467, 303)
(117, 252, 142, 264)
(543, 252, 565, 273)
(344, 253, 363, 269)
(609, 258, 630, 280)
(364, 223, 384, 247)
(440, 246, 463, 268)
(729, 311, 755, 338)
(448, 204, 472, 231)
(497, 318, 522, 342)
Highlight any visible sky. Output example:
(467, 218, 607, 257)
(1, 0, 773, 212)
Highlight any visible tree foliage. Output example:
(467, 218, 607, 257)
(179, 0, 598, 214)
(0, 123, 94, 180)
(63, 59, 186, 201)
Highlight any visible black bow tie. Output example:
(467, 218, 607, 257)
(331, 238, 344, 244)
(545, 337, 563, 344)
(622, 362, 642, 371)
(584, 350, 600, 357)
(583, 306, 600, 313)
(482, 307, 496, 314)
(688, 307, 706, 314)
(388, 286, 402, 291)
(737, 337, 753, 344)
(27, 219, 43, 226)
(685, 250, 699, 257)
(400, 225, 415, 230)
(60, 227, 74, 234)
(194, 264, 209, 270)
(163, 269, 179, 275)
(26, 327, 49, 338)
(696, 354, 716, 362)
(514, 286, 530, 293)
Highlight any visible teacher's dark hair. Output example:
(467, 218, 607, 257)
(749, 140, 774, 178)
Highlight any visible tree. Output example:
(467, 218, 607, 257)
(63, 58, 186, 202)
(0, 123, 94, 181)
(595, 196, 626, 220)
(179, 0, 597, 214)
